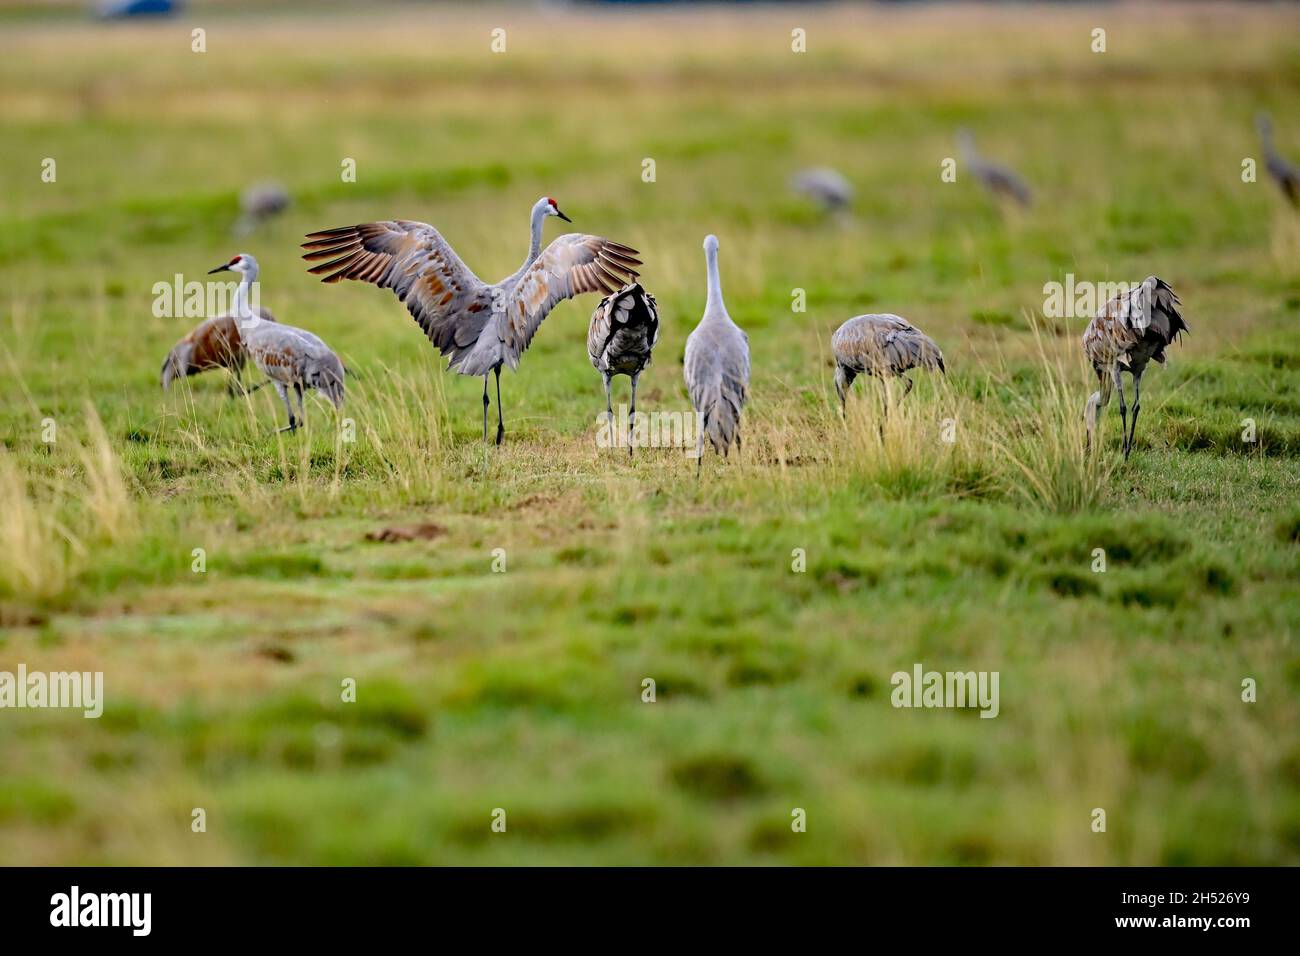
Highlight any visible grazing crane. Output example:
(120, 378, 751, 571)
(303, 197, 640, 445)
(790, 167, 854, 217)
(684, 235, 749, 476)
(1256, 113, 1299, 207)
(588, 282, 659, 456)
(206, 254, 345, 432)
(160, 308, 277, 396)
(957, 128, 1033, 207)
(234, 181, 291, 236)
(1083, 276, 1187, 459)
(831, 314, 945, 414)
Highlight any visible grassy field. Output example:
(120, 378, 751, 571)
(1, 1, 1299, 865)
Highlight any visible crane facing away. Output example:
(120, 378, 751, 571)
(1257, 113, 1300, 207)
(207, 254, 345, 432)
(1083, 276, 1187, 459)
(161, 307, 277, 396)
(957, 128, 1033, 207)
(588, 283, 659, 456)
(831, 314, 945, 414)
(684, 235, 749, 476)
(303, 197, 640, 445)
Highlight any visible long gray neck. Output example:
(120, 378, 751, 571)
(705, 246, 726, 317)
(525, 204, 547, 268)
(232, 267, 258, 334)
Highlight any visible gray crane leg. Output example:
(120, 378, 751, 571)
(294, 383, 306, 427)
(1084, 369, 1111, 455)
(1112, 366, 1128, 458)
(494, 366, 504, 446)
(834, 365, 854, 418)
(628, 372, 640, 458)
(1127, 368, 1143, 459)
(274, 382, 297, 433)
(602, 373, 614, 446)
(482, 374, 490, 442)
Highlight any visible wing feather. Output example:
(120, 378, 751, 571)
(302, 220, 493, 367)
(501, 235, 641, 368)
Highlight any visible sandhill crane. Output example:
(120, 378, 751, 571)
(790, 167, 854, 217)
(1256, 114, 1299, 207)
(588, 283, 659, 456)
(303, 197, 640, 445)
(161, 307, 277, 395)
(831, 314, 945, 414)
(1083, 276, 1187, 459)
(684, 235, 749, 476)
(207, 254, 345, 432)
(957, 129, 1032, 207)
(234, 181, 291, 237)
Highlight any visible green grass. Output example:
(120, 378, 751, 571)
(1, 2, 1299, 865)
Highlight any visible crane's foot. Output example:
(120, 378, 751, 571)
(278, 420, 299, 434)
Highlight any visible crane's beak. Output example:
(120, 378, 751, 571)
(555, 208, 572, 223)
(208, 264, 232, 274)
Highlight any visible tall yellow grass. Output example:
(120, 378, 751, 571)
(0, 405, 135, 607)
(981, 323, 1117, 513)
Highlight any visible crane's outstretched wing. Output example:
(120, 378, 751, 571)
(302, 221, 493, 369)
(502, 234, 641, 368)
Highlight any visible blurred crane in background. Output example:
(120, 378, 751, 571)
(957, 128, 1033, 207)
(234, 181, 292, 237)
(790, 167, 854, 219)
(1257, 113, 1299, 207)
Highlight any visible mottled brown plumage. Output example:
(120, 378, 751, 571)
(160, 307, 277, 394)
(1083, 276, 1187, 459)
